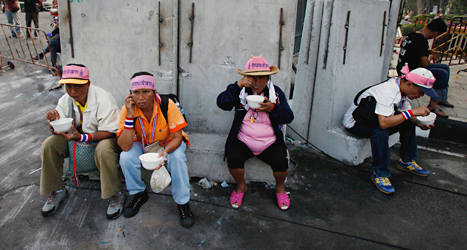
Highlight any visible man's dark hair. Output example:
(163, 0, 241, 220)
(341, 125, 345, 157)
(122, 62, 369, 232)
(427, 18, 447, 33)
(131, 71, 153, 79)
(66, 63, 87, 68)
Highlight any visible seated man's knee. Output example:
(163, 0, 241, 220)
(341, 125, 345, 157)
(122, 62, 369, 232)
(95, 139, 109, 156)
(41, 135, 65, 152)
(168, 148, 186, 163)
(372, 126, 388, 135)
(95, 139, 119, 163)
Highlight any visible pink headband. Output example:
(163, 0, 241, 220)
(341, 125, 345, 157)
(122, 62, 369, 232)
(244, 56, 271, 72)
(400, 64, 435, 87)
(130, 75, 161, 103)
(131, 75, 156, 90)
(62, 65, 89, 80)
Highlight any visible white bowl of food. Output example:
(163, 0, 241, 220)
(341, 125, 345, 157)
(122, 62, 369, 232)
(50, 118, 73, 132)
(139, 153, 164, 170)
(246, 95, 265, 109)
(418, 112, 437, 125)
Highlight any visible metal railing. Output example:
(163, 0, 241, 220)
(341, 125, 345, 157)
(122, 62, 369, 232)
(432, 16, 467, 66)
(0, 23, 60, 76)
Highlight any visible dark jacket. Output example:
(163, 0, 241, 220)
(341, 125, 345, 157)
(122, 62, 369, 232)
(24, 0, 40, 13)
(217, 82, 294, 160)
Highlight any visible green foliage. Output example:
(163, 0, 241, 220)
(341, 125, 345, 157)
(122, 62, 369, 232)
(404, 0, 466, 15)
(451, 0, 466, 15)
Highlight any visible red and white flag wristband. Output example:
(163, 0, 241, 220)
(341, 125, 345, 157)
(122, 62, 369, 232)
(124, 117, 134, 130)
(401, 110, 414, 120)
(80, 133, 93, 142)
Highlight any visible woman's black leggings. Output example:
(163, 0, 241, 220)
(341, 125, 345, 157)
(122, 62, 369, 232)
(227, 138, 288, 172)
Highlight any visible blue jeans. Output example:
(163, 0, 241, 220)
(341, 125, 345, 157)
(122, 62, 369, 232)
(5, 11, 21, 36)
(347, 120, 418, 177)
(119, 141, 190, 205)
(45, 40, 61, 66)
(427, 63, 449, 102)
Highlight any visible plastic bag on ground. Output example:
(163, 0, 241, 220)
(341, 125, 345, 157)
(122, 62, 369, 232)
(197, 177, 213, 189)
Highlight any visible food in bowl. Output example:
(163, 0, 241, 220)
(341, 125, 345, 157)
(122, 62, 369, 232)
(246, 95, 265, 109)
(139, 153, 164, 170)
(49, 118, 74, 132)
(417, 112, 437, 125)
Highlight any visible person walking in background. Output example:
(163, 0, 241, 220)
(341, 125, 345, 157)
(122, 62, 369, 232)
(4, 0, 22, 38)
(397, 18, 452, 119)
(24, 0, 40, 39)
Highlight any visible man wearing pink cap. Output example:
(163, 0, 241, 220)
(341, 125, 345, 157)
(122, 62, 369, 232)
(343, 65, 437, 194)
(41, 64, 124, 219)
(217, 56, 294, 210)
(117, 72, 194, 228)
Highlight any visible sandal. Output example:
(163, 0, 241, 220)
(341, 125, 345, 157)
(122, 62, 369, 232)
(438, 101, 454, 108)
(276, 192, 290, 211)
(429, 108, 449, 119)
(230, 190, 245, 209)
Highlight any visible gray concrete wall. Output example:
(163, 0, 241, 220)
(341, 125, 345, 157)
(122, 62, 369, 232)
(291, 0, 401, 166)
(381, 0, 403, 81)
(58, 0, 179, 105)
(178, 0, 296, 135)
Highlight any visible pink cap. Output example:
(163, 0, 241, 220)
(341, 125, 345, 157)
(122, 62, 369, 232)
(401, 64, 437, 97)
(245, 56, 271, 72)
(58, 64, 90, 84)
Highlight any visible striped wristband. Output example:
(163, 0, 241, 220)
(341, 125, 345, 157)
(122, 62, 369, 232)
(80, 134, 92, 142)
(124, 117, 134, 130)
(401, 110, 414, 120)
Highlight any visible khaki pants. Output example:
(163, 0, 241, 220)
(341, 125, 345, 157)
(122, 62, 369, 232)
(40, 135, 123, 199)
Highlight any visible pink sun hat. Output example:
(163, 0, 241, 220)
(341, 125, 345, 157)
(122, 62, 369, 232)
(237, 55, 279, 76)
(401, 64, 437, 97)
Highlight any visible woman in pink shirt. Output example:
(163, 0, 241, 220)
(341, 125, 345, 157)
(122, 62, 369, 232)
(217, 56, 294, 210)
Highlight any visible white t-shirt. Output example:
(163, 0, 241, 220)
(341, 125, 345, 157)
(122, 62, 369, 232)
(343, 78, 412, 129)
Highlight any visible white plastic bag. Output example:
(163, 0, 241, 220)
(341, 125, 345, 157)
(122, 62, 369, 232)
(150, 165, 171, 193)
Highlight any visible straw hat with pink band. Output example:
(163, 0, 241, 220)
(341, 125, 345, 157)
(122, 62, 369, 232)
(237, 55, 279, 110)
(237, 55, 279, 76)
(58, 64, 90, 85)
(130, 74, 162, 103)
(400, 64, 437, 97)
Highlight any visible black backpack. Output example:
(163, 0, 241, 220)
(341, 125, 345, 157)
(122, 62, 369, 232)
(352, 79, 388, 127)
(159, 94, 186, 123)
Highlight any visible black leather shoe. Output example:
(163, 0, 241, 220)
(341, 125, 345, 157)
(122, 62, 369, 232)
(178, 203, 194, 228)
(123, 190, 148, 218)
